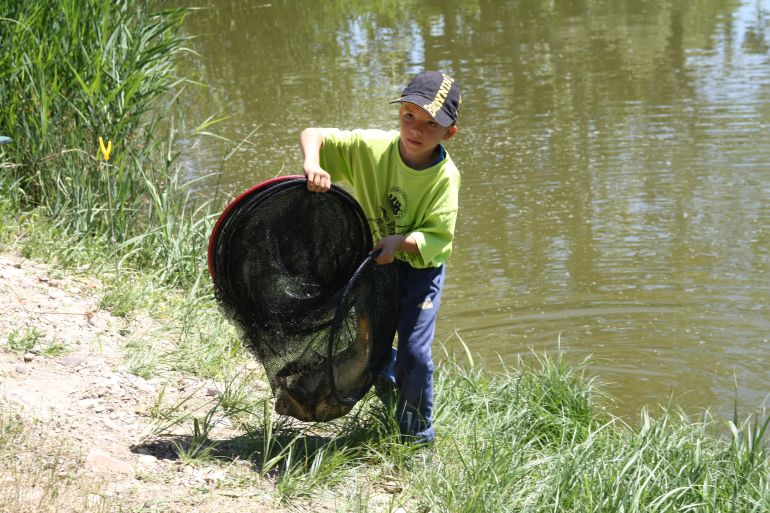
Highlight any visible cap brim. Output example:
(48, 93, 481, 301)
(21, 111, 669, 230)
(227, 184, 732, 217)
(389, 95, 454, 127)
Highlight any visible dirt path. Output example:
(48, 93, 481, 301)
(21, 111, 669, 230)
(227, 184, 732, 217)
(0, 253, 283, 512)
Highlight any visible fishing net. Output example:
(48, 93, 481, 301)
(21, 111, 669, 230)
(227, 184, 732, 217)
(208, 176, 399, 421)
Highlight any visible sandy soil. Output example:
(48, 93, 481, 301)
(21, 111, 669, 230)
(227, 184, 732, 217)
(0, 253, 372, 512)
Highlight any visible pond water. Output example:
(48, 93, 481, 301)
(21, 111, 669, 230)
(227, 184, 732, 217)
(173, 0, 770, 419)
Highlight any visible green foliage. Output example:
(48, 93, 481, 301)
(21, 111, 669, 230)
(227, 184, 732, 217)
(410, 358, 770, 513)
(0, 0, 210, 288)
(141, 350, 769, 511)
(0, 0, 183, 201)
(5, 327, 68, 357)
(174, 416, 218, 464)
(6, 327, 46, 353)
(98, 281, 143, 318)
(123, 335, 162, 379)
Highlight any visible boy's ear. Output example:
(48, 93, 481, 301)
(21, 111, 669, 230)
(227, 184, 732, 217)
(444, 125, 458, 140)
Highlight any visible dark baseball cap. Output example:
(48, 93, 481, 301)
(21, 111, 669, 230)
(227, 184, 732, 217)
(390, 71, 462, 127)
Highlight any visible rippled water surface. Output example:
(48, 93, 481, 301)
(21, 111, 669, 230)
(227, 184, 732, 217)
(174, 0, 770, 418)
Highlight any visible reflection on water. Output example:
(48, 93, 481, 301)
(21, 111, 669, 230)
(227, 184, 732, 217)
(174, 0, 770, 419)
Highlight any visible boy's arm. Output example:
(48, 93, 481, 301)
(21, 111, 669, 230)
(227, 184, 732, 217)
(300, 127, 332, 193)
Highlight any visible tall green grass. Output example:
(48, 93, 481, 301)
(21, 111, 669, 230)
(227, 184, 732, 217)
(142, 352, 769, 512)
(412, 357, 770, 512)
(0, 0, 208, 286)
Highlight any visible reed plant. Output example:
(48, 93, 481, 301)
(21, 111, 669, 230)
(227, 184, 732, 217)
(0, 0, 208, 287)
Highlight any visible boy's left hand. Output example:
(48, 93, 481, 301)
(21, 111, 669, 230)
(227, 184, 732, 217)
(373, 235, 404, 265)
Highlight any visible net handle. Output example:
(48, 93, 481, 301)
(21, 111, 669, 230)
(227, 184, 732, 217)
(327, 248, 382, 405)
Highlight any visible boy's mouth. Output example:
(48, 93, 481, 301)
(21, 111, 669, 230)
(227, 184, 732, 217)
(405, 137, 421, 147)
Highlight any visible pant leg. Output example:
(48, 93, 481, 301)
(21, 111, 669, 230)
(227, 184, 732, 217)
(393, 262, 445, 443)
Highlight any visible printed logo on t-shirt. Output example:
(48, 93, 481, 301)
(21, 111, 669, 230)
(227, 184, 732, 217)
(387, 187, 408, 219)
(371, 207, 396, 242)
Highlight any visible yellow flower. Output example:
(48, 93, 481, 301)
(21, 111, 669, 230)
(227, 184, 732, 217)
(98, 136, 113, 162)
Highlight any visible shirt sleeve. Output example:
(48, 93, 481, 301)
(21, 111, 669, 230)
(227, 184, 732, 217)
(405, 170, 460, 268)
(317, 128, 357, 185)
(407, 209, 458, 268)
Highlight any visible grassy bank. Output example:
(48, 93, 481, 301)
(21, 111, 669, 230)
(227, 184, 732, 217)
(1, 2, 769, 512)
(141, 346, 768, 512)
(4, 315, 768, 512)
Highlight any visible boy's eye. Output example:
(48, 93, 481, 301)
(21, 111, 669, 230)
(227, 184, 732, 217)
(404, 112, 414, 120)
(427, 121, 438, 129)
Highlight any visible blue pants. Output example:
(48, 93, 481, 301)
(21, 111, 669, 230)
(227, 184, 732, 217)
(379, 261, 445, 444)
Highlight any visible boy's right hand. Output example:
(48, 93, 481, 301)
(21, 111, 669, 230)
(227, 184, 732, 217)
(304, 163, 332, 193)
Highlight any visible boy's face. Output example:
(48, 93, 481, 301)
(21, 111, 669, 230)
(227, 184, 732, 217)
(398, 103, 458, 168)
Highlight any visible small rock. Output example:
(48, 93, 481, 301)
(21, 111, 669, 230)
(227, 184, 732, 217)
(23, 353, 35, 363)
(138, 454, 157, 467)
(383, 480, 402, 493)
(48, 289, 66, 299)
(205, 385, 219, 397)
(59, 356, 85, 367)
(102, 419, 121, 431)
(79, 398, 99, 409)
(0, 267, 24, 279)
(14, 365, 27, 375)
(19, 277, 36, 289)
(204, 469, 226, 484)
(131, 379, 155, 394)
(86, 449, 134, 476)
(177, 378, 196, 390)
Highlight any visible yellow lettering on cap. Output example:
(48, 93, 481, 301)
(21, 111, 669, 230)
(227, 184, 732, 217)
(422, 74, 454, 118)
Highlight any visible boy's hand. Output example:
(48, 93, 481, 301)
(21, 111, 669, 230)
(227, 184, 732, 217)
(373, 235, 405, 265)
(304, 163, 332, 193)
(373, 234, 420, 264)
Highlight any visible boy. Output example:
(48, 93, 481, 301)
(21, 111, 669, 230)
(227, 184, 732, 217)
(300, 71, 462, 444)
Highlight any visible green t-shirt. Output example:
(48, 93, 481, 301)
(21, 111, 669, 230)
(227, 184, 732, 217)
(319, 128, 460, 269)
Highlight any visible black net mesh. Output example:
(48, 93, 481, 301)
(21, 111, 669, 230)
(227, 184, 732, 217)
(208, 177, 399, 422)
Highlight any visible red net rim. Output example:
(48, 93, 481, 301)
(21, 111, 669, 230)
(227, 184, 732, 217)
(207, 175, 304, 284)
